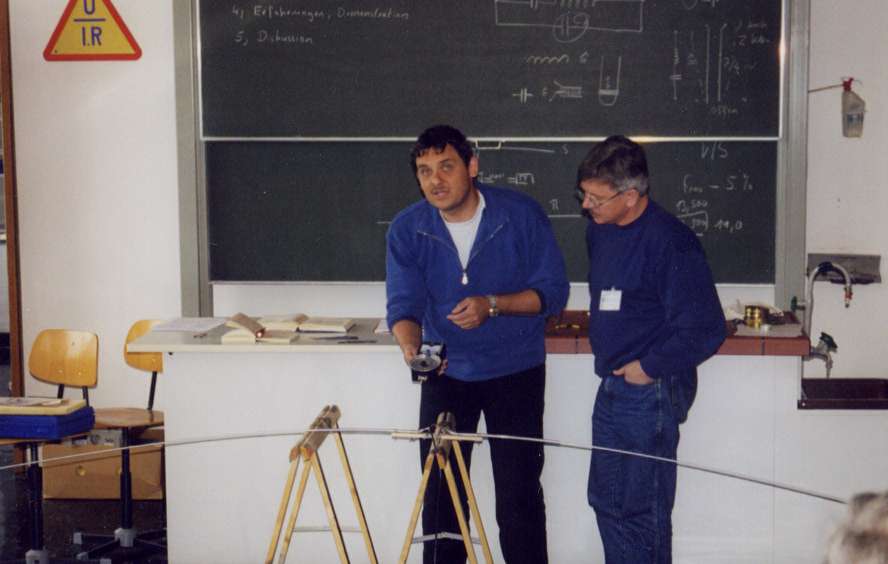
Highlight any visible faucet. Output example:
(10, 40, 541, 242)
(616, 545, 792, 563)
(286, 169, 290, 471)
(797, 261, 853, 377)
(801, 261, 853, 337)
(807, 332, 838, 377)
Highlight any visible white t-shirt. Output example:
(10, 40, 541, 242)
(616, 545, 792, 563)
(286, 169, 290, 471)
(442, 192, 486, 269)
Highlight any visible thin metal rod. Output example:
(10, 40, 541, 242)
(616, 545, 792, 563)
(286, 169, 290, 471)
(1, 425, 848, 505)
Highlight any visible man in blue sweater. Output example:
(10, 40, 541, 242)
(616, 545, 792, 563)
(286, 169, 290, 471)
(386, 125, 569, 564)
(577, 136, 726, 563)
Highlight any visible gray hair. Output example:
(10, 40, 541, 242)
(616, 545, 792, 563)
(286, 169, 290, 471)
(825, 492, 888, 564)
(576, 135, 650, 196)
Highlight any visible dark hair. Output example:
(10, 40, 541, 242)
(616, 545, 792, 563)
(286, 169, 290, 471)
(409, 125, 474, 175)
(576, 135, 650, 196)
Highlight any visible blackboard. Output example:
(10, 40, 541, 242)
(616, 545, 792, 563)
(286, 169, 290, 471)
(199, 0, 782, 138)
(206, 140, 776, 283)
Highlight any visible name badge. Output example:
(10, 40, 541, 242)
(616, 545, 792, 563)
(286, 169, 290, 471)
(599, 288, 622, 311)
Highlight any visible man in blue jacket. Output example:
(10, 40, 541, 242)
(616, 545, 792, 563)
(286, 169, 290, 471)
(577, 136, 726, 563)
(386, 124, 569, 564)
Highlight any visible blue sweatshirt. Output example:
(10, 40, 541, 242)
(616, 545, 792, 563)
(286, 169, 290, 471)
(586, 200, 726, 391)
(386, 185, 569, 381)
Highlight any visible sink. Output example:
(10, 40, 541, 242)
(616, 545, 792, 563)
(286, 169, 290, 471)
(798, 378, 888, 410)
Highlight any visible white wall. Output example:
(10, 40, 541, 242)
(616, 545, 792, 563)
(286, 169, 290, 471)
(10, 0, 181, 405)
(805, 0, 888, 379)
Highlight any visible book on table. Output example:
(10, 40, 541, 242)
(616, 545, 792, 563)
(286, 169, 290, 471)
(256, 313, 308, 331)
(222, 312, 300, 344)
(297, 317, 355, 333)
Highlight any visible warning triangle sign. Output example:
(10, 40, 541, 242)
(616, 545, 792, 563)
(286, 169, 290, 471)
(44, 0, 141, 61)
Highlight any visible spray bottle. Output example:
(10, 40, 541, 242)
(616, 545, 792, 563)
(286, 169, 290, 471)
(841, 78, 865, 138)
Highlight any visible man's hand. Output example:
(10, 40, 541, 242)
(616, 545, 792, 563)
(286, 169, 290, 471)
(392, 319, 421, 368)
(446, 296, 490, 329)
(613, 360, 654, 386)
(400, 343, 418, 367)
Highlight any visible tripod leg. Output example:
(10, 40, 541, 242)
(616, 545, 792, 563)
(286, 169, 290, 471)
(278, 460, 311, 564)
(398, 452, 435, 564)
(310, 455, 350, 563)
(452, 442, 493, 563)
(333, 432, 378, 564)
(266, 458, 301, 564)
(438, 452, 478, 564)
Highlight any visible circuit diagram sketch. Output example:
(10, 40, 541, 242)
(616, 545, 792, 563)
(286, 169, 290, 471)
(495, 0, 645, 43)
(598, 55, 622, 106)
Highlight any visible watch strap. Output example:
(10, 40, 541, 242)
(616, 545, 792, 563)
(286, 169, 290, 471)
(486, 294, 499, 317)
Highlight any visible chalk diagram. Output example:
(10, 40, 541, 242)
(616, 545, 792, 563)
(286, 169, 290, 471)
(511, 54, 622, 107)
(494, 0, 645, 43)
(598, 55, 622, 106)
(668, 19, 770, 111)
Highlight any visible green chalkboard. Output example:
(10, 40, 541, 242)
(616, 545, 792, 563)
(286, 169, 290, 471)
(199, 0, 782, 138)
(206, 140, 775, 283)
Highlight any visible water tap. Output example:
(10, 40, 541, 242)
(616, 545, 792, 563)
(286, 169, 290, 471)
(800, 261, 854, 338)
(807, 332, 838, 378)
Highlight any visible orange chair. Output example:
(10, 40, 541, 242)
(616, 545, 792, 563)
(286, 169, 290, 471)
(30, 325, 166, 561)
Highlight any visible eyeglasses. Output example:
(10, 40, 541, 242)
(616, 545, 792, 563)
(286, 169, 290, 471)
(574, 187, 623, 208)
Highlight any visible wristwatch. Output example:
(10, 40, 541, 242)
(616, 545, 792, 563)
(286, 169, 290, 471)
(486, 294, 499, 317)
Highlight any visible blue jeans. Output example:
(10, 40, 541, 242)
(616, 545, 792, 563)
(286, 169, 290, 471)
(587, 375, 680, 564)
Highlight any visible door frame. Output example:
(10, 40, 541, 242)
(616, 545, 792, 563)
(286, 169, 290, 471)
(1, 0, 24, 396)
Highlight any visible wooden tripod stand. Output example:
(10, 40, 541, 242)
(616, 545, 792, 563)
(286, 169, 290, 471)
(265, 405, 377, 564)
(397, 412, 493, 564)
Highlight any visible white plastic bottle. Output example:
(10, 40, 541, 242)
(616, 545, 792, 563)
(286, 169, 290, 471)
(841, 78, 865, 138)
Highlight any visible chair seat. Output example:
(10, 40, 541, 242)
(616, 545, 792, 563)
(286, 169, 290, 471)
(93, 407, 164, 430)
(0, 437, 28, 446)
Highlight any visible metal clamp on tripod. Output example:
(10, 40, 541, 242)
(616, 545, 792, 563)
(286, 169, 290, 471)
(396, 412, 492, 564)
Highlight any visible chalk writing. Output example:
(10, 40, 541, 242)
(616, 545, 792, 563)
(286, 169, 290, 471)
(204, 1, 781, 137)
(701, 142, 729, 160)
(336, 7, 409, 21)
(257, 29, 313, 45)
(249, 5, 329, 23)
(682, 172, 753, 194)
(675, 210, 745, 237)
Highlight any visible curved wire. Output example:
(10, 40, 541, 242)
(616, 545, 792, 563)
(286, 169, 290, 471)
(0, 425, 846, 505)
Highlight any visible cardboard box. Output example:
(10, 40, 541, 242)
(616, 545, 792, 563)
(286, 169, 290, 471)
(42, 430, 164, 500)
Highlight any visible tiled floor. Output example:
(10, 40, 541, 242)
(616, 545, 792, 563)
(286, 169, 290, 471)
(1, 365, 166, 563)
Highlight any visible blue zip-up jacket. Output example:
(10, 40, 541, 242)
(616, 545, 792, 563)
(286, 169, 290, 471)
(386, 185, 569, 381)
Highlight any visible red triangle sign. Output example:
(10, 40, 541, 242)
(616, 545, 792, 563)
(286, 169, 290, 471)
(44, 0, 141, 61)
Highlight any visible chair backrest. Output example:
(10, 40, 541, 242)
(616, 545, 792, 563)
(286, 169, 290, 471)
(124, 319, 164, 411)
(124, 319, 163, 374)
(28, 330, 98, 388)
